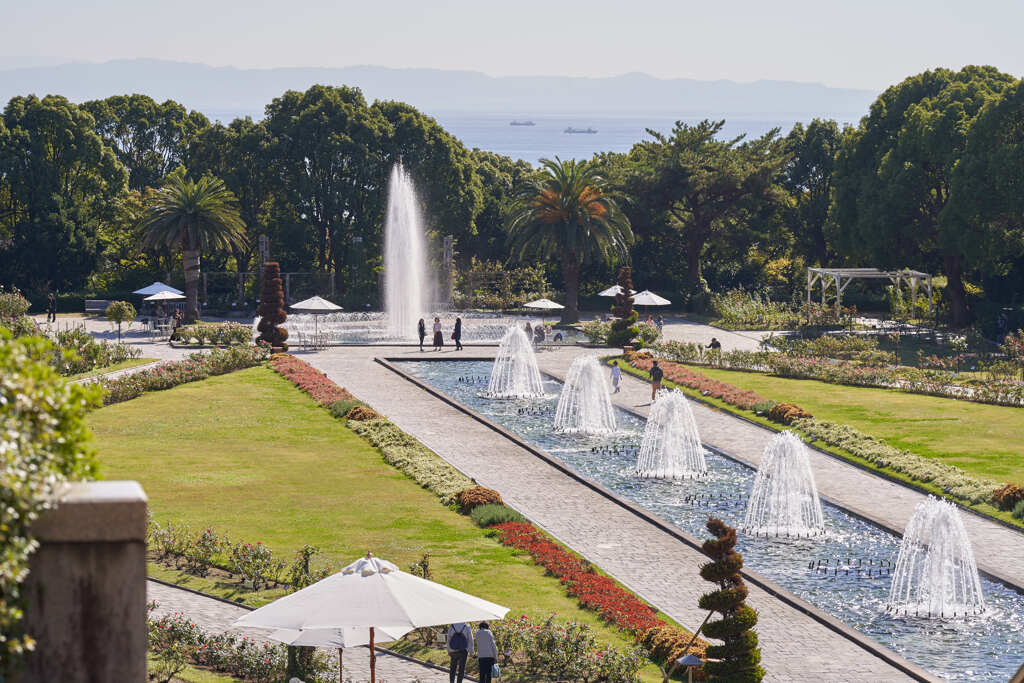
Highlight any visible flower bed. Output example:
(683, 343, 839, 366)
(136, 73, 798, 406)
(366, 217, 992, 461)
(171, 322, 253, 346)
(100, 346, 269, 405)
(270, 354, 354, 406)
(630, 358, 767, 410)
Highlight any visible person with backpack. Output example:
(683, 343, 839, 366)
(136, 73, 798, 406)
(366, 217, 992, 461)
(650, 359, 664, 401)
(446, 621, 474, 683)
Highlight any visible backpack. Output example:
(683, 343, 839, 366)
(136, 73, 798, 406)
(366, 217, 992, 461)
(449, 627, 468, 651)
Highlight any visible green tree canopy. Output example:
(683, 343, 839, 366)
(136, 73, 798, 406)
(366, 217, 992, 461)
(833, 66, 1017, 325)
(782, 119, 845, 266)
(0, 95, 127, 294)
(507, 157, 632, 323)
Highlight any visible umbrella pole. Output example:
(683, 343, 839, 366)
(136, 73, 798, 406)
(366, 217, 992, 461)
(369, 627, 376, 682)
(338, 647, 343, 683)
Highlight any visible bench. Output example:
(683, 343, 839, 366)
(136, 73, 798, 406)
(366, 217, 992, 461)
(84, 299, 111, 314)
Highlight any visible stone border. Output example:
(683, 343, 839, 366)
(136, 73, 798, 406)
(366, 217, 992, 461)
(605, 358, 1024, 589)
(378, 357, 939, 683)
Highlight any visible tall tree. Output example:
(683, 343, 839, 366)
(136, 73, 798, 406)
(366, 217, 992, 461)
(82, 94, 208, 191)
(0, 95, 127, 294)
(507, 157, 632, 323)
(140, 171, 246, 322)
(466, 150, 533, 265)
(833, 66, 1016, 325)
(621, 121, 788, 303)
(782, 119, 844, 266)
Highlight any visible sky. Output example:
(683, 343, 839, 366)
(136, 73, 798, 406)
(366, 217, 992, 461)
(1, 0, 1022, 90)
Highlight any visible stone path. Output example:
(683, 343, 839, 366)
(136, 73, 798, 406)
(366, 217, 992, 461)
(147, 580, 451, 683)
(533, 353, 1024, 591)
(305, 346, 926, 682)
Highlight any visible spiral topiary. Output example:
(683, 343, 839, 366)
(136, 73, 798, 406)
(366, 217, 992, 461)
(698, 517, 763, 682)
(607, 266, 639, 348)
(257, 262, 288, 351)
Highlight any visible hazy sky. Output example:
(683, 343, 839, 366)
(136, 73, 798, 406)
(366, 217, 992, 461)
(2, 0, 1021, 90)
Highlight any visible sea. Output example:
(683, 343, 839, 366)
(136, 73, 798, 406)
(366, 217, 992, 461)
(206, 108, 861, 166)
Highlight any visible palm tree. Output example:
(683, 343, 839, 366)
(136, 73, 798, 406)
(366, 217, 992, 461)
(507, 157, 632, 323)
(141, 172, 247, 323)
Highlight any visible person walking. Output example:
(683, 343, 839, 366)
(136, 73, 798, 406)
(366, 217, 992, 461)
(650, 359, 664, 401)
(418, 318, 426, 352)
(611, 363, 622, 393)
(453, 317, 463, 351)
(475, 621, 498, 683)
(433, 317, 444, 351)
(446, 621, 474, 683)
(524, 321, 533, 338)
(46, 293, 57, 323)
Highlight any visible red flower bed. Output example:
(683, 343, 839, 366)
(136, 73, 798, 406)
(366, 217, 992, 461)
(631, 358, 766, 410)
(493, 522, 662, 632)
(271, 354, 354, 406)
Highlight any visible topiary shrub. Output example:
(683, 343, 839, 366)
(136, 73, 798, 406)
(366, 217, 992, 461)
(456, 486, 503, 513)
(105, 300, 136, 342)
(607, 267, 639, 348)
(257, 262, 288, 351)
(345, 405, 381, 421)
(767, 402, 812, 425)
(470, 504, 525, 527)
(698, 517, 763, 682)
(992, 484, 1024, 512)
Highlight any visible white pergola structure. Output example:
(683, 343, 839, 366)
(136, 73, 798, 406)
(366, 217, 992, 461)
(806, 267, 934, 315)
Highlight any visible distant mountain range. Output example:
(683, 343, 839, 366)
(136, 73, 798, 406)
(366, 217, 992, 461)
(0, 59, 877, 120)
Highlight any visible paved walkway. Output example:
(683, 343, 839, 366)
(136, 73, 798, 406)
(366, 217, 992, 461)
(147, 580, 450, 682)
(304, 346, 923, 682)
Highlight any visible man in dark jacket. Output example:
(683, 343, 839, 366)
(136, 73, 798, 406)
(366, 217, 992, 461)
(650, 360, 664, 401)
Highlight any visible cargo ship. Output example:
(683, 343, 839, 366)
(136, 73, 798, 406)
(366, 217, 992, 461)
(564, 127, 598, 134)
(509, 120, 536, 126)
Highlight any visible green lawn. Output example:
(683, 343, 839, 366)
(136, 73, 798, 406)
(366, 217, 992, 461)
(90, 367, 667, 680)
(66, 357, 156, 380)
(681, 364, 1024, 483)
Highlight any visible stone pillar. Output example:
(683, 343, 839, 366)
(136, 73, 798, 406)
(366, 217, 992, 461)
(17, 481, 148, 683)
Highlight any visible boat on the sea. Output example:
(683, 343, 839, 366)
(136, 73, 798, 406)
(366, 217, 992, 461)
(509, 120, 536, 126)
(564, 127, 598, 134)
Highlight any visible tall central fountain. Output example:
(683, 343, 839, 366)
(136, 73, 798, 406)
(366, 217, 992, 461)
(554, 356, 617, 434)
(886, 496, 985, 618)
(484, 326, 545, 399)
(742, 431, 824, 537)
(635, 389, 706, 479)
(384, 163, 431, 338)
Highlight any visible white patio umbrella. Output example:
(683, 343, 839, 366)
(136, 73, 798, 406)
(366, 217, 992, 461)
(133, 281, 183, 296)
(233, 554, 508, 682)
(632, 290, 671, 306)
(597, 285, 637, 297)
(143, 291, 185, 301)
(289, 295, 343, 339)
(524, 297, 565, 327)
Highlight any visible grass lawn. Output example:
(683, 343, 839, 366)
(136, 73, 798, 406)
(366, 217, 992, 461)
(689, 365, 1024, 483)
(66, 357, 156, 380)
(90, 366, 668, 680)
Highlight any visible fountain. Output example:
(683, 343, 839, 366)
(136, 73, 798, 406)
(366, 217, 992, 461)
(886, 496, 985, 618)
(742, 431, 824, 537)
(554, 356, 617, 434)
(384, 163, 431, 338)
(635, 389, 706, 479)
(483, 326, 545, 399)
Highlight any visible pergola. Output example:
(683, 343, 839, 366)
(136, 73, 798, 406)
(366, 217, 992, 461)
(806, 267, 934, 315)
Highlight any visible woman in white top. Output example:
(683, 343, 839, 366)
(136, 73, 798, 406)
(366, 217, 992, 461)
(475, 621, 498, 683)
(611, 363, 622, 393)
(432, 317, 443, 350)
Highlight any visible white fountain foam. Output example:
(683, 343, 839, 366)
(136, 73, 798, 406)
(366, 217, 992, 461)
(484, 325, 545, 399)
(554, 356, 617, 434)
(635, 389, 706, 479)
(742, 431, 824, 538)
(886, 496, 985, 618)
(384, 163, 431, 339)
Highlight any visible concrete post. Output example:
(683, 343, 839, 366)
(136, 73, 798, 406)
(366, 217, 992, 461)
(17, 481, 148, 683)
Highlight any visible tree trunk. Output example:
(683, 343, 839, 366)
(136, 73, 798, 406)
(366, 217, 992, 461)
(562, 253, 580, 324)
(944, 251, 970, 328)
(183, 247, 201, 323)
(686, 232, 705, 288)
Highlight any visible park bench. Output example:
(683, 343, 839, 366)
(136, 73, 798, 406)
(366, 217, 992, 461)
(84, 299, 111, 314)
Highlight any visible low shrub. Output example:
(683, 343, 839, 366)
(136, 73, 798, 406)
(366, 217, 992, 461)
(270, 354, 354, 406)
(456, 485, 503, 512)
(329, 399, 366, 419)
(1014, 500, 1024, 521)
(752, 400, 776, 415)
(101, 345, 269, 405)
(172, 322, 253, 346)
(471, 503, 524, 527)
(345, 405, 381, 421)
(48, 325, 141, 376)
(992, 484, 1024, 512)
(0, 285, 31, 321)
(581, 319, 612, 344)
(640, 624, 708, 670)
(228, 541, 283, 592)
(767, 402, 812, 425)
(347, 418, 475, 506)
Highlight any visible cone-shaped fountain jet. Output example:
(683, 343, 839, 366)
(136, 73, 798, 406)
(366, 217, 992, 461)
(384, 163, 431, 338)
(742, 431, 824, 537)
(635, 389, 706, 479)
(886, 496, 985, 618)
(554, 356, 617, 434)
(483, 326, 544, 399)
